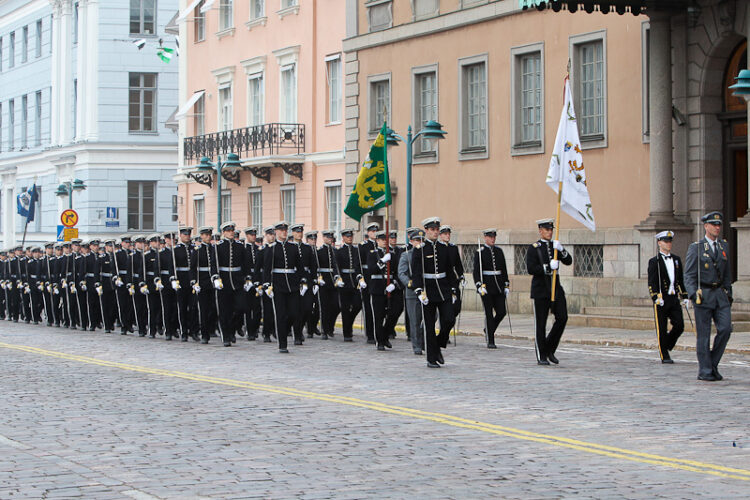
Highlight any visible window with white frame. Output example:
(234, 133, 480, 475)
(35, 20, 42, 58)
(194, 0, 206, 41)
(0, 103, 3, 152)
(281, 185, 295, 224)
(250, 0, 265, 19)
(0, 37, 3, 71)
(8, 99, 14, 150)
(219, 85, 233, 131)
(326, 55, 342, 124)
(72, 79, 77, 138)
(219, 0, 233, 30)
(413, 67, 437, 156)
(9, 32, 15, 68)
(412, 0, 439, 20)
(280, 64, 297, 123)
(511, 43, 544, 154)
(248, 73, 264, 126)
(248, 188, 262, 232)
(129, 73, 157, 132)
(368, 1, 392, 32)
(325, 181, 341, 235)
(459, 55, 487, 157)
(571, 31, 607, 146)
(282, 0, 298, 8)
(221, 190, 232, 223)
(21, 94, 27, 148)
(193, 93, 205, 135)
(22, 26, 28, 63)
(73, 3, 78, 44)
(193, 196, 205, 228)
(641, 22, 650, 143)
(369, 75, 390, 133)
(35, 91, 42, 146)
(130, 0, 156, 35)
(461, 0, 487, 6)
(128, 181, 155, 231)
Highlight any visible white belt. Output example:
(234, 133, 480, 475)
(198, 267, 211, 272)
(273, 268, 296, 274)
(304, 267, 310, 272)
(101, 273, 113, 277)
(86, 273, 95, 277)
(340, 269, 355, 273)
(482, 270, 502, 276)
(361, 264, 369, 269)
(29, 275, 39, 279)
(318, 268, 333, 273)
(146, 272, 155, 276)
(118, 270, 128, 275)
(176, 267, 190, 272)
(219, 266, 242, 272)
(160, 271, 171, 275)
(370, 275, 393, 279)
(424, 272, 446, 279)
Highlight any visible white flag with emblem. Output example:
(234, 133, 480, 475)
(546, 79, 596, 231)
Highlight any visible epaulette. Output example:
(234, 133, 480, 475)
(532, 242, 539, 248)
(370, 249, 375, 253)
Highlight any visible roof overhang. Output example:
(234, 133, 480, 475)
(519, 0, 692, 15)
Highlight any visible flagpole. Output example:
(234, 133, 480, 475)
(551, 70, 569, 304)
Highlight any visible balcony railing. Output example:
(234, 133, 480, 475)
(183, 123, 305, 163)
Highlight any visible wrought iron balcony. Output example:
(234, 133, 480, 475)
(183, 123, 305, 163)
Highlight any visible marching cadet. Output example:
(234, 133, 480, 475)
(317, 229, 342, 339)
(145, 234, 163, 338)
(647, 231, 688, 363)
(258, 226, 277, 342)
(0, 251, 7, 320)
(411, 218, 456, 368)
(85, 240, 103, 331)
(27, 247, 44, 324)
(473, 228, 510, 349)
(291, 223, 315, 345)
(262, 221, 302, 353)
(685, 211, 733, 382)
(215, 221, 252, 346)
(243, 227, 261, 341)
(9, 247, 23, 322)
(358, 222, 379, 344)
(60, 242, 76, 328)
(75, 241, 90, 330)
(174, 227, 199, 342)
(385, 230, 405, 340)
(20, 246, 31, 322)
(115, 235, 134, 335)
(52, 243, 64, 327)
(195, 226, 218, 344)
(42, 243, 56, 327)
(440, 225, 465, 332)
(99, 239, 118, 333)
(131, 235, 149, 336)
(526, 219, 572, 365)
(337, 228, 364, 341)
(159, 232, 179, 341)
(305, 230, 323, 338)
(398, 228, 425, 355)
(367, 231, 400, 350)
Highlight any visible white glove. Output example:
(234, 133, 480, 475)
(61, 280, 68, 289)
(656, 298, 665, 307)
(255, 285, 263, 297)
(80, 282, 87, 292)
(37, 283, 44, 291)
(477, 284, 487, 296)
(243, 281, 253, 292)
(504, 288, 510, 297)
(380, 253, 391, 263)
(683, 298, 690, 307)
(213, 278, 223, 290)
(317, 275, 326, 286)
(192, 283, 201, 294)
(452, 293, 457, 304)
(312, 284, 319, 295)
(358, 277, 367, 290)
(155, 281, 164, 291)
(385, 283, 396, 293)
(419, 291, 429, 306)
(265, 285, 274, 298)
(171, 279, 180, 291)
(553, 240, 564, 252)
(140, 284, 149, 295)
(96, 285, 103, 296)
(115, 277, 124, 287)
(300, 284, 308, 296)
(335, 276, 345, 288)
(128, 285, 135, 296)
(549, 259, 559, 270)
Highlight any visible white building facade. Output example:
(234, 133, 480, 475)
(0, 0, 179, 247)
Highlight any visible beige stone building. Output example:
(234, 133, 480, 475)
(342, 0, 750, 316)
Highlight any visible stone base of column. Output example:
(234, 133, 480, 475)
(731, 214, 750, 282)
(635, 216, 694, 279)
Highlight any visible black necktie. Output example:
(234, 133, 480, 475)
(663, 255, 671, 260)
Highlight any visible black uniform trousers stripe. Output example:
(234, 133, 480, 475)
(339, 289, 361, 338)
(422, 299, 455, 364)
(319, 287, 340, 336)
(533, 294, 568, 361)
(654, 295, 684, 359)
(481, 293, 507, 344)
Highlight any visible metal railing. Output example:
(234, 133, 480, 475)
(183, 123, 305, 162)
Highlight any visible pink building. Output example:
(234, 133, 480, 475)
(175, 0, 346, 233)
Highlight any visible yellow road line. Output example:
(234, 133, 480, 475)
(1, 341, 749, 481)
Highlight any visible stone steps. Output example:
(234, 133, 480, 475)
(569, 306, 750, 332)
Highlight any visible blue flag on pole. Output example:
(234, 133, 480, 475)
(17, 184, 37, 222)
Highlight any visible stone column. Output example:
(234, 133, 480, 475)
(85, 0, 99, 141)
(1, 171, 18, 248)
(75, 0, 87, 141)
(59, 0, 73, 145)
(50, 1, 62, 146)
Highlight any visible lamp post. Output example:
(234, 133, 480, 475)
(54, 178, 87, 210)
(191, 153, 242, 229)
(386, 120, 447, 228)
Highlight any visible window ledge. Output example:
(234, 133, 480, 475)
(511, 141, 543, 156)
(580, 133, 607, 150)
(129, 131, 159, 136)
(129, 33, 158, 38)
(326, 121, 342, 127)
(459, 146, 488, 161)
(277, 5, 300, 19)
(413, 151, 437, 164)
(245, 16, 268, 30)
(216, 27, 236, 39)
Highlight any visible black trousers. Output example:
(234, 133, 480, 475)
(175, 287, 195, 338)
(22, 290, 31, 322)
(115, 285, 133, 332)
(533, 293, 568, 361)
(307, 289, 321, 335)
(653, 295, 684, 359)
(339, 288, 362, 338)
(147, 289, 162, 335)
(29, 289, 43, 323)
(371, 294, 390, 346)
(197, 287, 218, 340)
(294, 287, 314, 341)
(87, 286, 102, 329)
(361, 289, 375, 340)
(262, 295, 275, 338)
(217, 288, 247, 342)
(133, 292, 148, 334)
(0, 288, 6, 319)
(452, 288, 462, 319)
(385, 290, 404, 338)
(77, 290, 90, 329)
(42, 290, 55, 325)
(481, 293, 507, 344)
(319, 286, 340, 335)
(422, 299, 455, 364)
(101, 290, 117, 331)
(68, 290, 81, 328)
(8, 285, 20, 321)
(272, 292, 299, 349)
(244, 290, 261, 338)
(161, 288, 178, 337)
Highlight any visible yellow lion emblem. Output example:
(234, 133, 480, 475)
(355, 160, 386, 209)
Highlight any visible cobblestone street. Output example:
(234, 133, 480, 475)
(0, 320, 749, 499)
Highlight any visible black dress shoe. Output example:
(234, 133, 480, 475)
(344, 336, 353, 342)
(427, 362, 441, 368)
(70, 326, 77, 330)
(139, 332, 146, 337)
(548, 353, 559, 364)
(181, 336, 189, 342)
(105, 329, 111, 333)
(437, 352, 445, 365)
(166, 335, 173, 341)
(487, 343, 497, 349)
(367, 338, 376, 345)
(223, 342, 232, 347)
(538, 359, 551, 366)
(149, 333, 156, 339)
(201, 339, 209, 344)
(414, 350, 423, 355)
(294, 340, 303, 346)
(121, 331, 128, 335)
(307, 333, 314, 339)
(322, 333, 329, 340)
(384, 340, 393, 349)
(279, 348, 289, 353)
(697, 374, 717, 381)
(713, 369, 723, 381)
(263, 336, 272, 343)
(377, 345, 386, 351)
(661, 358, 674, 364)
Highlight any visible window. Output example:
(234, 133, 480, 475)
(9, 32, 15, 68)
(129, 73, 157, 132)
(413, 68, 437, 156)
(459, 55, 487, 158)
(130, 0, 156, 35)
(325, 182, 341, 235)
(221, 190, 232, 223)
(511, 43, 544, 155)
(248, 74, 264, 126)
(574, 245, 603, 278)
(127, 181, 155, 231)
(282, 0, 298, 7)
(0, 103, 3, 153)
(250, 0, 264, 19)
(326, 56, 342, 124)
(281, 185, 295, 224)
(72, 79, 77, 138)
(280, 65, 297, 123)
(412, 0, 439, 20)
(0, 37, 3, 71)
(219, 0, 233, 30)
(641, 22, 650, 143)
(22, 26, 28, 63)
(36, 20, 42, 58)
(368, 1, 392, 32)
(193, 93, 205, 135)
(34, 186, 41, 232)
(193, 196, 205, 228)
(21, 95, 27, 148)
(194, 1, 206, 41)
(248, 188, 262, 232)
(571, 31, 607, 147)
(73, 3, 78, 44)
(219, 85, 232, 131)
(368, 75, 390, 133)
(8, 99, 14, 150)
(513, 245, 529, 275)
(35, 91, 42, 146)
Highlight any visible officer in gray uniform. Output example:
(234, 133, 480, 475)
(684, 211, 733, 382)
(398, 228, 425, 355)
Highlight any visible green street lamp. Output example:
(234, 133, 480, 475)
(192, 153, 243, 229)
(387, 120, 447, 228)
(55, 178, 87, 209)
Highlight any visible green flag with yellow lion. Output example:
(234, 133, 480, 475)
(344, 122, 392, 221)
